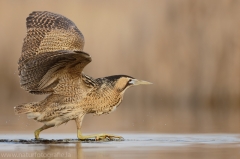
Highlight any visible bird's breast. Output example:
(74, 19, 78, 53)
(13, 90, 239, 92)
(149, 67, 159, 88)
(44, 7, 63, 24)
(93, 97, 122, 115)
(82, 90, 123, 115)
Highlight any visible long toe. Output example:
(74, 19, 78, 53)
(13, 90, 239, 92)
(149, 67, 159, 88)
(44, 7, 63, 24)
(108, 135, 124, 141)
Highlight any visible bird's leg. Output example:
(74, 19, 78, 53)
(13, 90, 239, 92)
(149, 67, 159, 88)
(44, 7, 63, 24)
(75, 114, 124, 141)
(34, 124, 53, 140)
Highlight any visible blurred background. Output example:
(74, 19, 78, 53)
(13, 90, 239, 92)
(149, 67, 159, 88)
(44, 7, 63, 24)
(0, 0, 239, 135)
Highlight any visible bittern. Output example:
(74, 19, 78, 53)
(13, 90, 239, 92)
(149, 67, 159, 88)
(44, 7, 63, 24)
(14, 11, 151, 140)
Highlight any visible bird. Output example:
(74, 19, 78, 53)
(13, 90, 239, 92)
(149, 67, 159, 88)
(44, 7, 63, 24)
(14, 11, 152, 140)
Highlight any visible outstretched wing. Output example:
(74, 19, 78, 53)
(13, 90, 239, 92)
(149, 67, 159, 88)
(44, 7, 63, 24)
(19, 50, 91, 94)
(20, 11, 85, 62)
(18, 11, 90, 94)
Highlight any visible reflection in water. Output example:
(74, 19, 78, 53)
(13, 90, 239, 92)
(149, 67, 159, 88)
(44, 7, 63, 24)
(0, 134, 240, 159)
(76, 143, 83, 159)
(15, 143, 240, 159)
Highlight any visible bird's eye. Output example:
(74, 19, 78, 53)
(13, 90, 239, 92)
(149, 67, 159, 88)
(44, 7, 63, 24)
(128, 79, 133, 84)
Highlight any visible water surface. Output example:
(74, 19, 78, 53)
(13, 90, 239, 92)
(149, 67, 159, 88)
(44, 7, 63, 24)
(0, 134, 239, 159)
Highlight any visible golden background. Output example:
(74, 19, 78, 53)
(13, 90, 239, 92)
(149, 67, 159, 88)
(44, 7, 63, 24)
(0, 0, 239, 135)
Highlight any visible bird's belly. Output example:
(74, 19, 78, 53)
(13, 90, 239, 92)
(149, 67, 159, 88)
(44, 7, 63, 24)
(42, 111, 79, 126)
(44, 116, 68, 126)
(36, 104, 83, 126)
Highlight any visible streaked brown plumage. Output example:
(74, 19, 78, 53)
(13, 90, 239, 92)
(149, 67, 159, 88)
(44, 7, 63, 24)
(14, 11, 152, 140)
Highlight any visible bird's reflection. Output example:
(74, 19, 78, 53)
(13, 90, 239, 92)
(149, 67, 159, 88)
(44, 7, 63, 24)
(34, 142, 110, 159)
(76, 142, 83, 159)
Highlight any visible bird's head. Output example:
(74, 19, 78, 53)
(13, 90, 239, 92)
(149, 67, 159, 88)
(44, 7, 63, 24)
(104, 75, 152, 94)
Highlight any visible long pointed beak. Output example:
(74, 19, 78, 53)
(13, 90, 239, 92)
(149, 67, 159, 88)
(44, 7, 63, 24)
(130, 79, 153, 85)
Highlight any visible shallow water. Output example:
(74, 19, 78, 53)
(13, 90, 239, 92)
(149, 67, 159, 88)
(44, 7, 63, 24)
(0, 134, 239, 159)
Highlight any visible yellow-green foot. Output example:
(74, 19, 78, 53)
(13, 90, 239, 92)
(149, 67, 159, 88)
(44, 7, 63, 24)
(77, 130, 124, 141)
(94, 134, 124, 141)
(34, 125, 53, 140)
(34, 129, 40, 139)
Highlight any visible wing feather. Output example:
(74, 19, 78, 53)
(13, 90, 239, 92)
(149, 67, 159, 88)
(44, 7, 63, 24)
(20, 11, 84, 63)
(18, 11, 89, 94)
(19, 50, 91, 94)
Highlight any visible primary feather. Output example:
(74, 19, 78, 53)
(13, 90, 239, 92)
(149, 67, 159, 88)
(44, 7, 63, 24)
(18, 11, 89, 94)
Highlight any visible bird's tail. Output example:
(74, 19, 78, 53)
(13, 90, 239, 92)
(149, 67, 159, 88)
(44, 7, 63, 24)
(14, 102, 39, 115)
